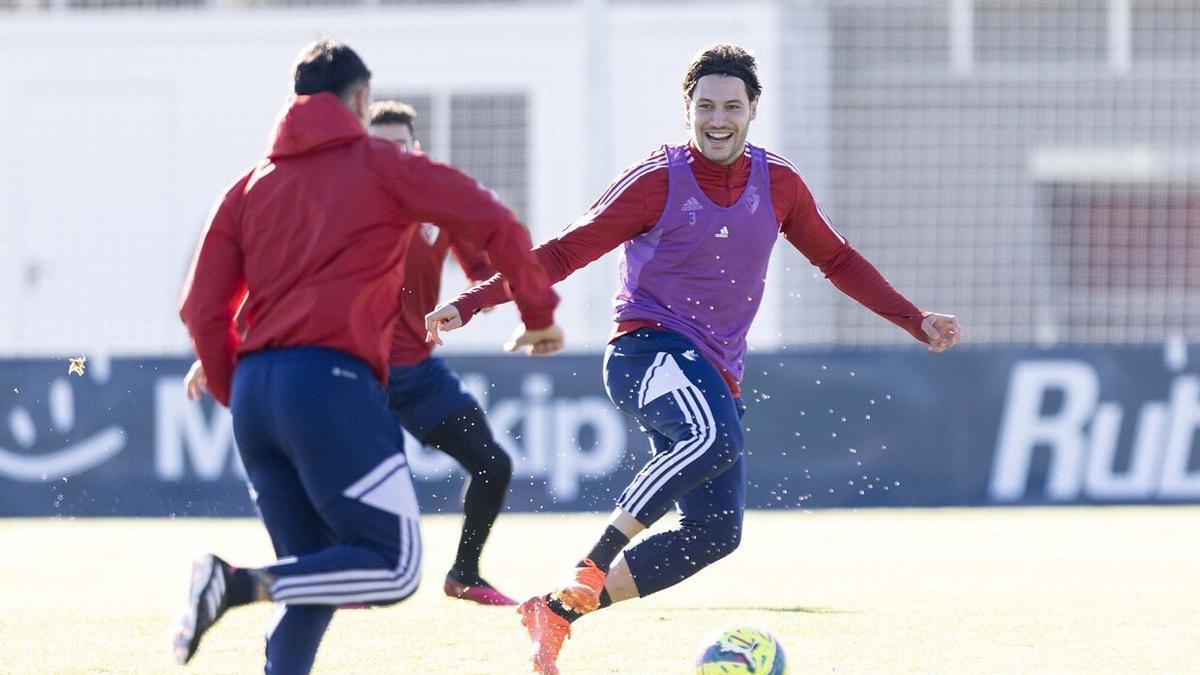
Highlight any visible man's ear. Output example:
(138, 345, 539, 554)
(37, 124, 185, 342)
(349, 85, 370, 126)
(358, 87, 371, 119)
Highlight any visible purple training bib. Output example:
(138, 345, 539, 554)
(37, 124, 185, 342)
(613, 143, 778, 383)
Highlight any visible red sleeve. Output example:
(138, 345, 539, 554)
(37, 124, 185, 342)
(772, 162, 929, 344)
(447, 234, 495, 284)
(179, 173, 251, 406)
(450, 158, 665, 323)
(379, 149, 558, 329)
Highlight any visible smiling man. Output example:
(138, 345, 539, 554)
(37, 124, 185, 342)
(426, 44, 961, 673)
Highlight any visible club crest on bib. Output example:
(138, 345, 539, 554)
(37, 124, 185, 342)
(419, 223, 440, 246)
(745, 185, 761, 215)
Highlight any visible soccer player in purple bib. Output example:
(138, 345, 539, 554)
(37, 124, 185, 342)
(426, 44, 961, 674)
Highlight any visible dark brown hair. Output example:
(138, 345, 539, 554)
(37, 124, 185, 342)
(292, 38, 371, 99)
(682, 44, 762, 101)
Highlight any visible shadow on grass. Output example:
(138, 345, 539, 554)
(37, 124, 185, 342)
(658, 606, 855, 614)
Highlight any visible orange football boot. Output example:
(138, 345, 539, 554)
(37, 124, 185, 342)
(518, 596, 571, 675)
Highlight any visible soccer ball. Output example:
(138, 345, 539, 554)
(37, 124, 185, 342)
(695, 626, 787, 674)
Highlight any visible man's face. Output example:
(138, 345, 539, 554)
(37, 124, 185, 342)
(686, 74, 758, 165)
(370, 123, 416, 153)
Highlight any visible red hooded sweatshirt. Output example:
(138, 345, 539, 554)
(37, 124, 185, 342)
(179, 93, 556, 405)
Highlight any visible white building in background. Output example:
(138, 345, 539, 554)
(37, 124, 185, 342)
(2, 0, 1198, 357)
(0, 2, 791, 357)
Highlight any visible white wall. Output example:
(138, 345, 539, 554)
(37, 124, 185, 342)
(0, 2, 784, 357)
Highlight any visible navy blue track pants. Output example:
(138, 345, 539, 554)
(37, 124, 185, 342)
(230, 347, 421, 673)
(602, 329, 746, 596)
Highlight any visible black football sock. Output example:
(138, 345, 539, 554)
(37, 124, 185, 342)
(545, 596, 584, 624)
(447, 568, 500, 589)
(225, 565, 259, 607)
(446, 567, 481, 585)
(583, 525, 630, 572)
(423, 404, 514, 583)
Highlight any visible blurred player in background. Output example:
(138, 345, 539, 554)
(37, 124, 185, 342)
(426, 43, 960, 673)
(369, 100, 517, 606)
(175, 38, 560, 673)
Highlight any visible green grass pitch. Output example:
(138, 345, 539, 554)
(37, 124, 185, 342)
(1, 507, 1196, 673)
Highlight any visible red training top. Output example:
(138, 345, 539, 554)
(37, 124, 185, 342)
(450, 143, 928, 395)
(389, 223, 495, 366)
(179, 93, 556, 406)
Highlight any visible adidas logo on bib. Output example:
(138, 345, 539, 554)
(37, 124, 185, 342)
(681, 196, 703, 212)
(714, 225, 729, 239)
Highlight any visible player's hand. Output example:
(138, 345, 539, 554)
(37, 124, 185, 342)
(425, 304, 463, 346)
(505, 324, 564, 356)
(184, 360, 209, 400)
(921, 312, 962, 353)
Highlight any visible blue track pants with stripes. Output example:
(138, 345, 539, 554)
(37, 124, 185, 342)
(603, 329, 746, 597)
(230, 347, 422, 674)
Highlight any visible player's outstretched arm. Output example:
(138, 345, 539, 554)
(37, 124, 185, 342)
(446, 162, 658, 326)
(425, 303, 563, 356)
(776, 163, 955, 349)
(380, 151, 557, 331)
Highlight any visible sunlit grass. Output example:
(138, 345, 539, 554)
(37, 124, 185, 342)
(1, 507, 1196, 673)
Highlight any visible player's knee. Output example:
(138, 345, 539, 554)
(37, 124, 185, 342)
(487, 446, 514, 484)
(363, 560, 423, 608)
(465, 444, 512, 491)
(369, 581, 421, 607)
(722, 518, 743, 554)
(700, 520, 742, 564)
(684, 511, 743, 565)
